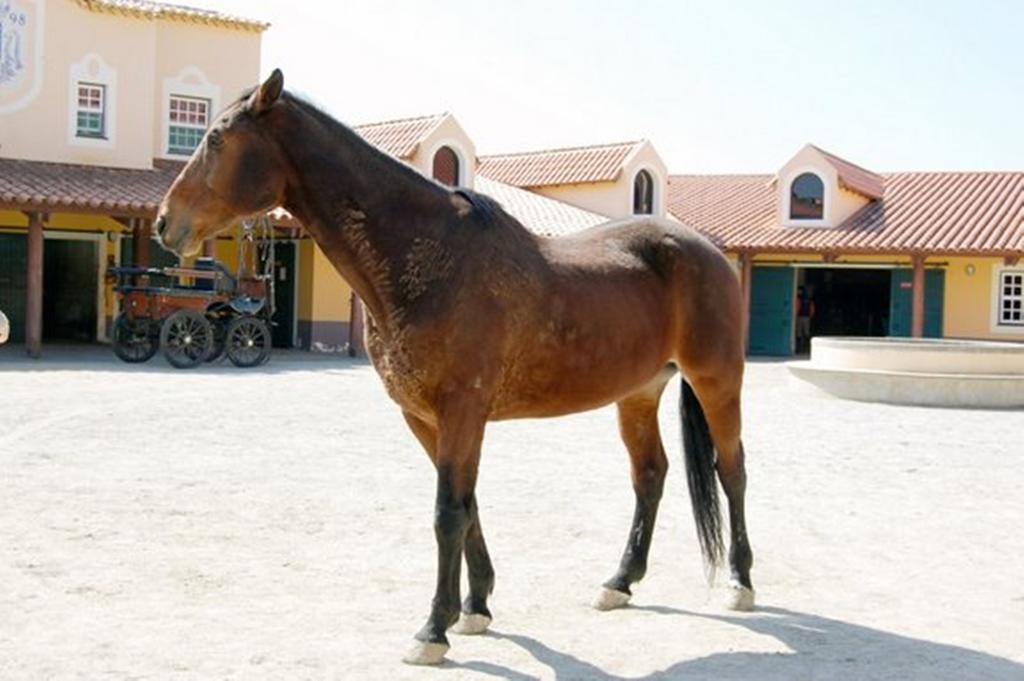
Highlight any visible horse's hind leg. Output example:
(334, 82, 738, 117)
(595, 367, 673, 610)
(688, 374, 755, 611)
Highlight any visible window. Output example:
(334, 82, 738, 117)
(432, 146, 460, 186)
(998, 270, 1024, 326)
(168, 95, 210, 155)
(633, 169, 654, 215)
(76, 83, 105, 138)
(790, 173, 824, 219)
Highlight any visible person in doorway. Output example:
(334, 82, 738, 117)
(796, 285, 815, 354)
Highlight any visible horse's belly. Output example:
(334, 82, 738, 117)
(490, 329, 671, 420)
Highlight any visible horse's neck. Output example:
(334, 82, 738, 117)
(276, 103, 451, 335)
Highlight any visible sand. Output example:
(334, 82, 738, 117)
(1, 349, 1022, 680)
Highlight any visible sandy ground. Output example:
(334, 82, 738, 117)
(1, 347, 1022, 680)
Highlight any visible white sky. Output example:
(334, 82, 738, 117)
(196, 0, 1023, 174)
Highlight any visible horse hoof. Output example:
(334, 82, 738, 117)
(724, 581, 755, 611)
(593, 587, 631, 611)
(452, 612, 491, 635)
(402, 640, 449, 666)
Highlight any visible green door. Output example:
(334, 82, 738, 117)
(0, 234, 27, 344)
(748, 267, 795, 356)
(271, 242, 296, 348)
(889, 269, 945, 338)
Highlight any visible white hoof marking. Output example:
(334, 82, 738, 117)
(402, 640, 449, 666)
(452, 612, 491, 635)
(724, 580, 755, 611)
(593, 587, 631, 611)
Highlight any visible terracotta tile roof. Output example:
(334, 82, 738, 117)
(353, 113, 448, 160)
(474, 176, 608, 237)
(477, 141, 645, 188)
(811, 145, 885, 199)
(668, 171, 1024, 256)
(0, 158, 184, 216)
(75, 0, 268, 31)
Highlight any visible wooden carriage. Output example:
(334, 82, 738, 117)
(110, 219, 275, 369)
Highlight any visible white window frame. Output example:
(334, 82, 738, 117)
(782, 166, 830, 227)
(167, 94, 211, 156)
(629, 165, 663, 217)
(423, 138, 472, 188)
(75, 83, 106, 138)
(632, 168, 655, 216)
(67, 53, 117, 149)
(992, 267, 1024, 332)
(161, 66, 220, 159)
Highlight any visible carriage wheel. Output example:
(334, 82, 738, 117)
(225, 316, 271, 368)
(112, 314, 158, 363)
(160, 310, 214, 369)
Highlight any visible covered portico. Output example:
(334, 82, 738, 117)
(0, 157, 229, 357)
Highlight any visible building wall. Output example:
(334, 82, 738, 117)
(1, 0, 157, 168)
(153, 21, 261, 161)
(944, 256, 1024, 341)
(0, 0, 261, 168)
(296, 241, 352, 351)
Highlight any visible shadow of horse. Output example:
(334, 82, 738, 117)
(454, 606, 1023, 681)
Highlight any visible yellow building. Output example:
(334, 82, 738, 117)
(668, 145, 1024, 355)
(0, 0, 267, 355)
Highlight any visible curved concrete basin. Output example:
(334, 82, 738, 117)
(787, 337, 1024, 409)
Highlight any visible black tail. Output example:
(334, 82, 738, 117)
(680, 379, 724, 577)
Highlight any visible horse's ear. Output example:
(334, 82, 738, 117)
(249, 68, 284, 115)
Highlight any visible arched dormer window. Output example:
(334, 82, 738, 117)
(633, 169, 654, 215)
(432, 146, 460, 187)
(790, 173, 824, 220)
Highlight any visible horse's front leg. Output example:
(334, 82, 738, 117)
(403, 406, 486, 666)
(402, 412, 495, 637)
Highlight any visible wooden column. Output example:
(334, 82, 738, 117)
(911, 255, 926, 338)
(25, 212, 45, 358)
(738, 251, 753, 350)
(132, 218, 151, 267)
(202, 239, 215, 258)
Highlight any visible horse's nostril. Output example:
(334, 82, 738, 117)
(154, 216, 167, 237)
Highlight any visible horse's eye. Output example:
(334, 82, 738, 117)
(208, 130, 224, 148)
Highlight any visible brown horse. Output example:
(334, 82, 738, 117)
(156, 70, 754, 665)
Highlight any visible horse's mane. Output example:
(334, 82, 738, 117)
(453, 189, 503, 226)
(238, 86, 524, 232)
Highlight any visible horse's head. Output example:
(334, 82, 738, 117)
(156, 69, 289, 257)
